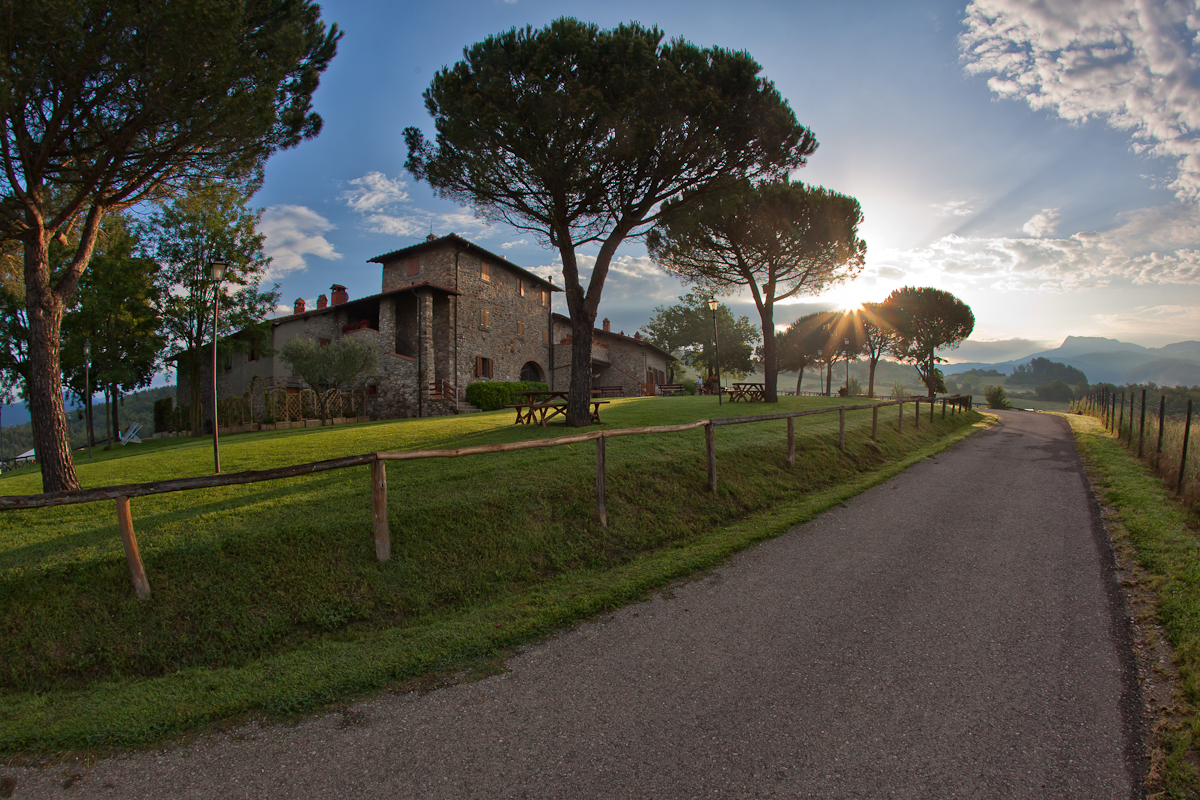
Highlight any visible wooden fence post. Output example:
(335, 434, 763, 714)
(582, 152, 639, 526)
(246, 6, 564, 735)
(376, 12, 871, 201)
(371, 458, 390, 562)
(596, 434, 608, 527)
(930, 399, 934, 423)
(1123, 393, 1132, 450)
(871, 406, 878, 440)
(942, 399, 946, 419)
(115, 496, 151, 599)
(1138, 389, 1147, 457)
(1179, 399, 1193, 496)
(1118, 391, 1125, 437)
(1157, 395, 1166, 467)
(898, 402, 904, 435)
(914, 400, 920, 429)
(705, 422, 717, 492)
(838, 408, 846, 450)
(787, 417, 795, 467)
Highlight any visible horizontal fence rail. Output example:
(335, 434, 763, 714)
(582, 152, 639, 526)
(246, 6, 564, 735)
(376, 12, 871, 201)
(2, 395, 972, 599)
(1073, 389, 1195, 497)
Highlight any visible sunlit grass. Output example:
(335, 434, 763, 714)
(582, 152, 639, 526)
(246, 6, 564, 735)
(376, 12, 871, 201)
(0, 395, 983, 752)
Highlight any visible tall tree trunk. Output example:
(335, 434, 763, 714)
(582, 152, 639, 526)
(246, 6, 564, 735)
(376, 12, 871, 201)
(567, 320, 595, 426)
(24, 237, 77, 492)
(868, 357, 878, 398)
(103, 386, 112, 450)
(760, 306, 778, 403)
(795, 367, 804, 395)
(112, 385, 121, 439)
(825, 361, 832, 396)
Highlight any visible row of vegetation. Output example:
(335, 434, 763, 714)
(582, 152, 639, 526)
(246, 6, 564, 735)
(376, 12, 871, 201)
(0, 396, 985, 751)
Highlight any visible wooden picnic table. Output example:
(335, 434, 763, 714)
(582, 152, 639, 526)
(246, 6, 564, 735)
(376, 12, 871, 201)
(508, 399, 609, 427)
(519, 390, 569, 403)
(729, 382, 766, 402)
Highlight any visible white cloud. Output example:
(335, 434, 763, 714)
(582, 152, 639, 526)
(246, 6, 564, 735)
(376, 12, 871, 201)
(961, 0, 1200, 201)
(501, 239, 528, 249)
(258, 205, 341, 280)
(1022, 208, 1061, 237)
(340, 172, 409, 214)
(341, 171, 493, 239)
(932, 200, 975, 217)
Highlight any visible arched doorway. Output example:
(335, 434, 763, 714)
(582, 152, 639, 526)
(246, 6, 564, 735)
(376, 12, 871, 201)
(520, 361, 545, 382)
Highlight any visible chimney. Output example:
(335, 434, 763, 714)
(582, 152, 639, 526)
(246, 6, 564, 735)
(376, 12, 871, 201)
(330, 284, 348, 305)
(634, 332, 641, 340)
(602, 318, 611, 332)
(317, 294, 328, 309)
(294, 297, 306, 315)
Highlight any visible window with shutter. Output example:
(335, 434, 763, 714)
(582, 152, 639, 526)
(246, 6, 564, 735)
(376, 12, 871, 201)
(406, 257, 419, 277)
(481, 261, 490, 281)
(480, 308, 489, 328)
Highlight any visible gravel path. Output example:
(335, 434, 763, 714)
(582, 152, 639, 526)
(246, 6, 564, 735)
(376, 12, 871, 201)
(6, 409, 1144, 799)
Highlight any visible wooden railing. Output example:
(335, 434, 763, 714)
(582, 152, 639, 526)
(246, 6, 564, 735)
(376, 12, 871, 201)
(0, 395, 972, 599)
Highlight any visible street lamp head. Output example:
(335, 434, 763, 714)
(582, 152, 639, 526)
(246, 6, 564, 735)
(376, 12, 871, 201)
(83, 340, 90, 359)
(707, 298, 718, 312)
(210, 259, 228, 281)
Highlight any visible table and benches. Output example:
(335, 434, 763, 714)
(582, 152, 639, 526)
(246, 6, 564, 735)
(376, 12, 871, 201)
(728, 382, 766, 402)
(508, 391, 609, 426)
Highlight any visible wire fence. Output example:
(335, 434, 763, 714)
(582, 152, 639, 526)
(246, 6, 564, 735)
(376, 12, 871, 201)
(1073, 388, 1197, 501)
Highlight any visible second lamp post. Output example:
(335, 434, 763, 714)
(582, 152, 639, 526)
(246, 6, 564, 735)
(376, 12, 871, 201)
(210, 258, 228, 474)
(708, 298, 721, 405)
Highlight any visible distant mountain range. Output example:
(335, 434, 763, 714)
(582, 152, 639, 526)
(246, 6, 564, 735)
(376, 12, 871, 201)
(946, 336, 1200, 386)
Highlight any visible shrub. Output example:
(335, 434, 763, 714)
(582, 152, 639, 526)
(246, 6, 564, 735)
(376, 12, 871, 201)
(679, 378, 698, 395)
(845, 377, 863, 396)
(465, 381, 550, 411)
(153, 397, 173, 433)
(984, 385, 1013, 409)
(890, 381, 908, 399)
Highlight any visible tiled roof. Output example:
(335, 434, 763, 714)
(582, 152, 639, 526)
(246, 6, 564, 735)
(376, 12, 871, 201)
(551, 313, 676, 361)
(272, 282, 458, 324)
(370, 233, 562, 293)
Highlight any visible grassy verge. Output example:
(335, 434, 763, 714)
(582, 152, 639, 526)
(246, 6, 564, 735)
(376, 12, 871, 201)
(1, 396, 985, 753)
(1064, 412, 1200, 798)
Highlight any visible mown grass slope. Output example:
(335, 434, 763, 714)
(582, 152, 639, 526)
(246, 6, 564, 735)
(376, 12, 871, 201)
(1, 395, 984, 751)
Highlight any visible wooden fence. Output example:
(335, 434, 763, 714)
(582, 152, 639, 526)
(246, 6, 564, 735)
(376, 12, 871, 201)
(1074, 388, 1195, 496)
(0, 395, 973, 599)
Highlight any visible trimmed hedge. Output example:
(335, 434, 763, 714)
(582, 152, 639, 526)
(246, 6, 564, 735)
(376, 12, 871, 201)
(465, 381, 550, 411)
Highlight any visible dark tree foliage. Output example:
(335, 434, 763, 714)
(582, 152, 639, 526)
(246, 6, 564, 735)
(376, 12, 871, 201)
(884, 287, 975, 397)
(61, 214, 163, 446)
(777, 310, 841, 395)
(639, 294, 759, 381)
(404, 18, 814, 426)
(844, 302, 900, 398)
(0, 0, 340, 491)
(647, 178, 865, 403)
(1008, 357, 1088, 387)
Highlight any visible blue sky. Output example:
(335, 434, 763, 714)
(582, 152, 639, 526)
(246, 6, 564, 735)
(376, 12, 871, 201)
(245, 0, 1200, 363)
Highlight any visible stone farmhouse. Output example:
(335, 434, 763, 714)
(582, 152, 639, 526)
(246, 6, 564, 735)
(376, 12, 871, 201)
(180, 234, 673, 422)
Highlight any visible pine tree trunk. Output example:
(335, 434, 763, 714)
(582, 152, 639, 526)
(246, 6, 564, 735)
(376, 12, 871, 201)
(112, 386, 121, 439)
(825, 362, 832, 396)
(868, 358, 877, 398)
(25, 241, 78, 492)
(795, 368, 804, 395)
(567, 320, 595, 427)
(760, 312, 778, 403)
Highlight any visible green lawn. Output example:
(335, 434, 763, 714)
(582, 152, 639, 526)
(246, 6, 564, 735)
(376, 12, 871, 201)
(1, 395, 984, 753)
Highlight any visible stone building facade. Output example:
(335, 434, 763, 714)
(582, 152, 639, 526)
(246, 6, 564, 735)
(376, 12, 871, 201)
(549, 313, 674, 396)
(178, 234, 561, 421)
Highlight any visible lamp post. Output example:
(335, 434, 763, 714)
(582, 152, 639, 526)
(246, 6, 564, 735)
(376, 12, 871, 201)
(844, 338, 851, 395)
(83, 339, 92, 459)
(708, 298, 721, 406)
(210, 258, 228, 474)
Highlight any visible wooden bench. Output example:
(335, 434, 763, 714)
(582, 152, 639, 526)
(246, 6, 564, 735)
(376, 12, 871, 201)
(657, 384, 685, 396)
(591, 386, 624, 397)
(507, 400, 610, 427)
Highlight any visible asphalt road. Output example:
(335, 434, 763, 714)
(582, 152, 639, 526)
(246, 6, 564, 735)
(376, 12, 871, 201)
(7, 409, 1144, 799)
